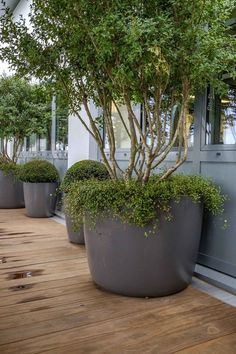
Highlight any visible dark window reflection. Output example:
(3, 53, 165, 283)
(206, 84, 236, 145)
(55, 95, 68, 151)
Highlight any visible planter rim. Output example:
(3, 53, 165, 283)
(84, 196, 201, 226)
(0, 169, 18, 176)
(23, 181, 58, 184)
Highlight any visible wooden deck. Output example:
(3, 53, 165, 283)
(0, 209, 236, 354)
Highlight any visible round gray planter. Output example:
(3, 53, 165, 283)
(0, 171, 24, 209)
(84, 197, 203, 297)
(23, 182, 58, 218)
(65, 213, 85, 244)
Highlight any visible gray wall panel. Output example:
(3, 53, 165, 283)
(199, 162, 236, 277)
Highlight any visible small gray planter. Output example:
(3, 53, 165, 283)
(0, 171, 24, 209)
(23, 182, 57, 218)
(84, 197, 203, 297)
(65, 213, 85, 244)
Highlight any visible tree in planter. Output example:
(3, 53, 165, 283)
(0, 75, 52, 162)
(0, 0, 235, 181)
(0, 0, 235, 297)
(19, 159, 60, 218)
(61, 160, 110, 244)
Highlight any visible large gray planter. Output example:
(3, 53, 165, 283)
(65, 213, 85, 244)
(84, 197, 203, 297)
(23, 182, 57, 218)
(0, 171, 24, 209)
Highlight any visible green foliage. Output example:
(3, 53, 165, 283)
(65, 174, 225, 229)
(0, 75, 52, 162)
(0, 1, 235, 181)
(1, 1, 235, 99)
(19, 159, 59, 183)
(0, 75, 51, 138)
(61, 160, 110, 192)
(0, 156, 21, 178)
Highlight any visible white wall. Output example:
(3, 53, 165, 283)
(68, 102, 99, 167)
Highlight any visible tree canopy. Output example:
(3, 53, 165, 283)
(1, 0, 235, 180)
(0, 75, 51, 161)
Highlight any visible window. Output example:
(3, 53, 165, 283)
(146, 97, 194, 148)
(104, 104, 131, 150)
(55, 100, 68, 151)
(24, 95, 68, 153)
(26, 134, 37, 152)
(104, 99, 194, 150)
(206, 84, 236, 145)
(172, 99, 194, 148)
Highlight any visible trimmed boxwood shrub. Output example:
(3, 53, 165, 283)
(19, 159, 59, 183)
(61, 160, 110, 192)
(0, 156, 21, 178)
(65, 174, 226, 231)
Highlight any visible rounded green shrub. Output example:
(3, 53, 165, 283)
(65, 174, 226, 230)
(19, 159, 59, 183)
(61, 160, 110, 192)
(0, 156, 21, 178)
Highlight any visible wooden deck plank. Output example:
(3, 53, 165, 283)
(1, 299, 236, 347)
(176, 333, 236, 353)
(0, 274, 90, 299)
(0, 289, 216, 331)
(1, 311, 236, 354)
(0, 258, 88, 281)
(0, 209, 236, 354)
(40, 318, 236, 354)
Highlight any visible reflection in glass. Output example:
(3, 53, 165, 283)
(55, 102, 68, 151)
(26, 134, 37, 152)
(105, 99, 194, 150)
(146, 97, 194, 148)
(55, 94, 69, 151)
(206, 85, 236, 145)
(105, 104, 131, 149)
(172, 99, 194, 148)
(25, 95, 68, 152)
(39, 136, 51, 151)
